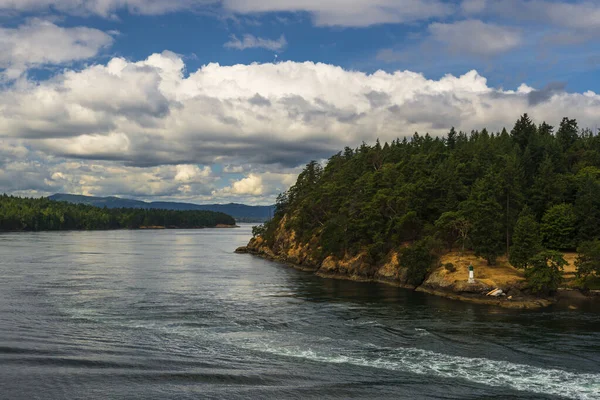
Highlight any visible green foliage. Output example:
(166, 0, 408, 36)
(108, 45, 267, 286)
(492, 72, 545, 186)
(444, 262, 456, 273)
(509, 207, 542, 269)
(556, 117, 579, 151)
(434, 211, 463, 251)
(0, 195, 235, 231)
(524, 251, 566, 295)
(511, 113, 537, 150)
(575, 240, 600, 280)
(540, 204, 577, 250)
(400, 237, 442, 286)
(462, 175, 505, 265)
(574, 168, 600, 242)
(252, 224, 266, 238)
(255, 114, 599, 270)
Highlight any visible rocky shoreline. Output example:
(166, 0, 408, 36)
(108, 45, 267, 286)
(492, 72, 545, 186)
(235, 238, 560, 309)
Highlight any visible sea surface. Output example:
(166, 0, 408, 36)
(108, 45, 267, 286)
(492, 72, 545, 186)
(1, 225, 599, 399)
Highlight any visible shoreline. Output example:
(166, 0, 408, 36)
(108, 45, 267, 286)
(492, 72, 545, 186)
(235, 245, 595, 309)
(0, 224, 239, 233)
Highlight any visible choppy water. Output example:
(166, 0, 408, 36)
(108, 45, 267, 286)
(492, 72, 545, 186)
(1, 226, 599, 399)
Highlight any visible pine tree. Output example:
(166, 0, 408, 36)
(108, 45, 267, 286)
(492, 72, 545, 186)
(509, 207, 542, 269)
(540, 204, 577, 250)
(511, 113, 537, 150)
(556, 117, 578, 151)
(462, 174, 504, 265)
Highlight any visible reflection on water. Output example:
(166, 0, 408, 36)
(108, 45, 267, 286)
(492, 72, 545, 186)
(1, 226, 599, 399)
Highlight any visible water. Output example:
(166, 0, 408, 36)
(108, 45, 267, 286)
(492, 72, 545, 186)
(1, 226, 599, 399)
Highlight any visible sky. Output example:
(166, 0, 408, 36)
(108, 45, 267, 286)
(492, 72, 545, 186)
(0, 0, 599, 205)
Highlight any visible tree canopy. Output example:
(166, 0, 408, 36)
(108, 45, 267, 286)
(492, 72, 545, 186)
(0, 195, 236, 231)
(258, 114, 600, 272)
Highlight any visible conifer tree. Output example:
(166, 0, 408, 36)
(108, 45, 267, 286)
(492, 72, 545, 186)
(509, 207, 542, 269)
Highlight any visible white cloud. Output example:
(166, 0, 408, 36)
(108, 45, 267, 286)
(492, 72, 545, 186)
(0, 0, 454, 26)
(2, 52, 600, 202)
(222, 0, 454, 27)
(224, 34, 287, 51)
(467, 0, 600, 31)
(223, 164, 246, 173)
(429, 20, 521, 56)
(217, 173, 263, 195)
(461, 0, 486, 14)
(0, 150, 219, 200)
(541, 1, 600, 30)
(0, 0, 208, 18)
(212, 170, 298, 200)
(174, 164, 213, 182)
(0, 19, 114, 79)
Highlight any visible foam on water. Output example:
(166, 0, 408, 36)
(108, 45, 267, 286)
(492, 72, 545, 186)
(245, 340, 600, 400)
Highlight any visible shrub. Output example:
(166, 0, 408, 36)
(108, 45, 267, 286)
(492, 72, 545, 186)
(400, 236, 442, 286)
(444, 262, 456, 273)
(575, 240, 600, 280)
(524, 251, 566, 295)
(252, 224, 266, 238)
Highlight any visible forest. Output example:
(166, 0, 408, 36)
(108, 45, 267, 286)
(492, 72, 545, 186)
(0, 195, 236, 231)
(256, 114, 600, 292)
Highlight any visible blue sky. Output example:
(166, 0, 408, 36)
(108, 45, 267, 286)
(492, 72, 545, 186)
(0, 1, 599, 204)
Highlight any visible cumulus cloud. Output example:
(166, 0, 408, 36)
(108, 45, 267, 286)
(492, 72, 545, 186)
(464, 0, 600, 31)
(1, 52, 600, 202)
(212, 170, 299, 201)
(0, 146, 218, 200)
(217, 173, 263, 195)
(222, 0, 454, 27)
(0, 19, 114, 79)
(2, 53, 600, 162)
(461, 0, 486, 14)
(429, 20, 521, 56)
(224, 34, 287, 51)
(0, 0, 210, 18)
(0, 0, 454, 27)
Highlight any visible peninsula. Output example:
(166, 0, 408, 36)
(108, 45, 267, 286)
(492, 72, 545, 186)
(239, 114, 600, 308)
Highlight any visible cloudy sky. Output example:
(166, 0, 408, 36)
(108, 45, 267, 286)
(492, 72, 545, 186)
(0, 0, 599, 205)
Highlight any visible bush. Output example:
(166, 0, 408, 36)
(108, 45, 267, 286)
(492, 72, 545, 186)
(252, 224, 266, 238)
(400, 237, 442, 286)
(444, 262, 456, 272)
(524, 251, 566, 295)
(575, 240, 600, 280)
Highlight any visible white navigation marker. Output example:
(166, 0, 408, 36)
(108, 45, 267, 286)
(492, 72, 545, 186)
(468, 264, 475, 283)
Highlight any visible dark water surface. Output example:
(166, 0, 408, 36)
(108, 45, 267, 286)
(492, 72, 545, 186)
(1, 226, 599, 399)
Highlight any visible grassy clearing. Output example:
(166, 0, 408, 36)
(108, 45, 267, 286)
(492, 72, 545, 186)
(438, 251, 588, 290)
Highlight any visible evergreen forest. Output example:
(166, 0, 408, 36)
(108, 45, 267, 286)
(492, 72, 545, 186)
(0, 195, 236, 231)
(256, 114, 600, 289)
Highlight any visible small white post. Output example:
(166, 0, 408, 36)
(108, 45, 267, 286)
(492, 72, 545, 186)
(468, 264, 475, 283)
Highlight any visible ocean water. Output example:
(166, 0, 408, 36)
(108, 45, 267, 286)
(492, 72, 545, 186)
(1, 225, 599, 399)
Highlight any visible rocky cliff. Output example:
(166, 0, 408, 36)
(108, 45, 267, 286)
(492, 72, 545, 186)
(237, 218, 554, 309)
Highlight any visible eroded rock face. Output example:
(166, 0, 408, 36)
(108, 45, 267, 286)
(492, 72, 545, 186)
(245, 217, 411, 284)
(240, 216, 559, 309)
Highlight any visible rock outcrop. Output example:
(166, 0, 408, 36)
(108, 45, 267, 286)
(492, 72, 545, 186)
(242, 218, 555, 309)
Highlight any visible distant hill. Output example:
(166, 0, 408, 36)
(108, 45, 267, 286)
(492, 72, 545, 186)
(49, 193, 274, 222)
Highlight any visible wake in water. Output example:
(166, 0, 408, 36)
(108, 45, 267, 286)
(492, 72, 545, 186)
(238, 335, 600, 400)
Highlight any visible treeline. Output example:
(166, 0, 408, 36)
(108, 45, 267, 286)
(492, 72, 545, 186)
(257, 114, 600, 291)
(0, 195, 236, 231)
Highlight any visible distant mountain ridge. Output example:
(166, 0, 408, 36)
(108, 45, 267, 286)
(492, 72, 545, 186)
(49, 193, 274, 222)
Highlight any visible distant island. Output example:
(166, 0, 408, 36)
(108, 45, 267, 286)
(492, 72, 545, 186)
(0, 195, 236, 231)
(49, 193, 275, 223)
(240, 114, 600, 308)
